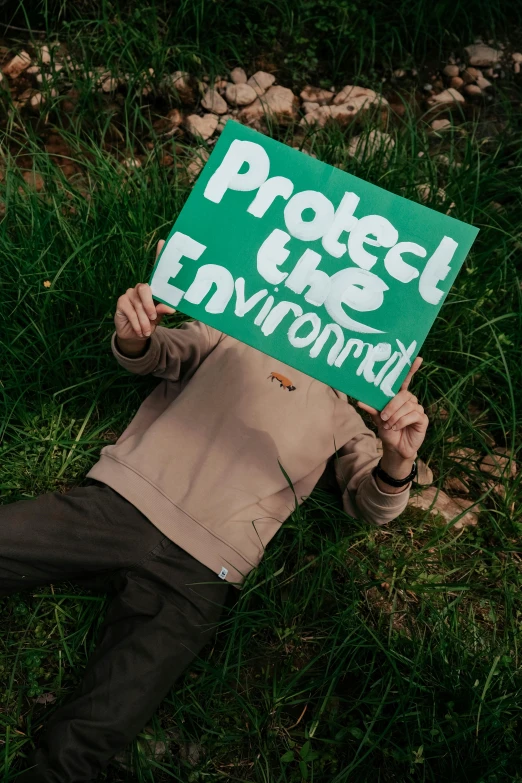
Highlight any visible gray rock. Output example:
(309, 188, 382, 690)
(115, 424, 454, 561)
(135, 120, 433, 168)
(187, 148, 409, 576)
(347, 130, 395, 164)
(444, 476, 470, 495)
(464, 43, 501, 66)
(184, 113, 219, 140)
(302, 101, 320, 113)
(430, 118, 452, 131)
(450, 76, 464, 89)
(37, 45, 52, 64)
(427, 87, 465, 106)
(186, 147, 210, 181)
(461, 66, 481, 83)
(164, 70, 195, 104)
(2, 51, 32, 78)
(414, 458, 434, 486)
(476, 75, 492, 89)
(225, 82, 257, 106)
(333, 84, 388, 107)
(408, 486, 479, 528)
(443, 64, 459, 77)
(230, 67, 247, 84)
(247, 70, 276, 96)
(480, 449, 517, 479)
(201, 88, 228, 114)
(300, 85, 334, 105)
(239, 85, 298, 126)
(215, 114, 233, 133)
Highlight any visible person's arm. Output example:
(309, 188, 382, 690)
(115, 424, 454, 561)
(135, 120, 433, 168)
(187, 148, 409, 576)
(112, 238, 223, 381)
(335, 356, 429, 525)
(115, 334, 150, 359)
(334, 423, 412, 526)
(112, 321, 223, 382)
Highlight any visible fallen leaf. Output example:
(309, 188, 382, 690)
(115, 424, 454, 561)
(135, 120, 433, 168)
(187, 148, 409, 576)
(33, 692, 56, 704)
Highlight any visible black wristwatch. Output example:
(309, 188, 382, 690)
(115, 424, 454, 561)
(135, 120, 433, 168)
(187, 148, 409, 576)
(372, 458, 417, 488)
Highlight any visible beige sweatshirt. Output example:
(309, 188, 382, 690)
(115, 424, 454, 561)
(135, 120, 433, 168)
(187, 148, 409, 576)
(87, 321, 410, 586)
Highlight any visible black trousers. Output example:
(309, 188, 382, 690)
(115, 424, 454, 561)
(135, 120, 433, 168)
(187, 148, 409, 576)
(0, 479, 229, 782)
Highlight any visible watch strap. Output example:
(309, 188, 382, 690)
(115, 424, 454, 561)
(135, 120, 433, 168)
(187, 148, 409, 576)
(373, 458, 417, 487)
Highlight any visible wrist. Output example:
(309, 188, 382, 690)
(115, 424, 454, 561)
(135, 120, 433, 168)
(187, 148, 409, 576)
(380, 450, 416, 478)
(116, 334, 151, 358)
(375, 452, 416, 495)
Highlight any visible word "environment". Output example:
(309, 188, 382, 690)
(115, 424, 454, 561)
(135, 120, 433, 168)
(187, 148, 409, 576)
(152, 136, 464, 398)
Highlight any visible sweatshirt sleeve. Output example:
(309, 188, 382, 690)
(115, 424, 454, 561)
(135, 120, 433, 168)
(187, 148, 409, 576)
(111, 321, 223, 383)
(333, 407, 410, 526)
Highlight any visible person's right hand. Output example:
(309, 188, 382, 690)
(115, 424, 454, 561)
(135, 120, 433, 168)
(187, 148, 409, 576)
(114, 239, 176, 341)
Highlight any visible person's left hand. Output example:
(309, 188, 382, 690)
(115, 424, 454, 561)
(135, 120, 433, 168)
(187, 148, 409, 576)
(357, 356, 428, 461)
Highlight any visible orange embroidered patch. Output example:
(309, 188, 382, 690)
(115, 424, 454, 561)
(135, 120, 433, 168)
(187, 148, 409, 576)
(267, 372, 296, 391)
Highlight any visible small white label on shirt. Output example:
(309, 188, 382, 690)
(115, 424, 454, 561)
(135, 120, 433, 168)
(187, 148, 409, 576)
(218, 567, 228, 580)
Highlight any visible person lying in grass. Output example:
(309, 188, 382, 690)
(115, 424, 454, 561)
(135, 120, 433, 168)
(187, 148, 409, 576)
(11, 238, 429, 782)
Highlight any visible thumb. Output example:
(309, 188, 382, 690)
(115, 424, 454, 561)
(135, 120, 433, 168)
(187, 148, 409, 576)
(155, 239, 165, 259)
(156, 303, 176, 316)
(154, 303, 176, 325)
(357, 400, 381, 428)
(400, 355, 423, 391)
(152, 241, 174, 322)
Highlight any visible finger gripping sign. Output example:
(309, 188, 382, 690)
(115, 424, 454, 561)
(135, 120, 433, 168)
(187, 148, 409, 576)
(150, 121, 479, 409)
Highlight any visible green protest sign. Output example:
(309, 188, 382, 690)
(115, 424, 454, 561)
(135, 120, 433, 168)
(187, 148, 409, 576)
(150, 120, 479, 409)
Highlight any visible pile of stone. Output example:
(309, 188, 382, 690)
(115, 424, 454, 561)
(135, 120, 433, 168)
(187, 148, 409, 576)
(158, 66, 391, 145)
(1, 45, 62, 109)
(1, 46, 396, 168)
(144, 67, 393, 177)
(3, 35, 521, 134)
(2, 37, 521, 189)
(0, 44, 156, 111)
(425, 41, 521, 111)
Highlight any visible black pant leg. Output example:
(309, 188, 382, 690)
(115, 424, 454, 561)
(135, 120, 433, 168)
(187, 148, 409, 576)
(20, 537, 229, 783)
(0, 483, 167, 595)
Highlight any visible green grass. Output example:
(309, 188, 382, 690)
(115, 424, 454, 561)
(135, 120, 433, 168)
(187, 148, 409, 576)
(3, 0, 522, 86)
(1, 2, 522, 781)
